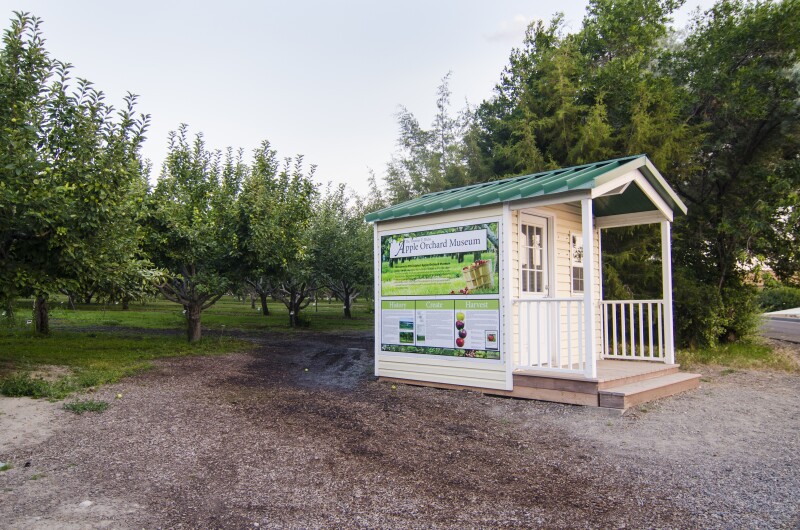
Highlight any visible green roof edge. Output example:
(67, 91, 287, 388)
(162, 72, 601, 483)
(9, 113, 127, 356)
(364, 154, 671, 223)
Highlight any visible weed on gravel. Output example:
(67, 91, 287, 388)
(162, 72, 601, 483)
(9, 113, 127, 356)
(63, 399, 109, 415)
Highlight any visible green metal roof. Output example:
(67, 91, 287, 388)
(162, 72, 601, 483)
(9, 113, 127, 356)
(365, 155, 687, 223)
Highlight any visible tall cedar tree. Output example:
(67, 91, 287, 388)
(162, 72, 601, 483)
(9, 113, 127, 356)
(434, 0, 799, 346)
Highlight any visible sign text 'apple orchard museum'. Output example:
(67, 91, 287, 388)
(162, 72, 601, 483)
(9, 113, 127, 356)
(379, 221, 502, 360)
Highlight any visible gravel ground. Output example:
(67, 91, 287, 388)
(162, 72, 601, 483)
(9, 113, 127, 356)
(1, 332, 798, 529)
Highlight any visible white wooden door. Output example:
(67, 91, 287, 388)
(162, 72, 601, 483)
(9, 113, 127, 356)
(519, 214, 551, 366)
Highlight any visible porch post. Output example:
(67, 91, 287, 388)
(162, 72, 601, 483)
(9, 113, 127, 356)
(661, 220, 675, 364)
(581, 198, 597, 379)
(502, 203, 514, 391)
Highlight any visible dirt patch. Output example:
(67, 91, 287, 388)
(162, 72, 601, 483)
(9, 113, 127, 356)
(27, 365, 74, 382)
(1, 332, 798, 528)
(0, 397, 66, 453)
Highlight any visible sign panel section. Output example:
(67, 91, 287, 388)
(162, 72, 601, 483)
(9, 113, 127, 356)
(381, 223, 499, 297)
(379, 220, 502, 361)
(380, 300, 415, 346)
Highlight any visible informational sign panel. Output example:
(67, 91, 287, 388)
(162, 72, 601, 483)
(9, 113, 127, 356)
(379, 221, 501, 360)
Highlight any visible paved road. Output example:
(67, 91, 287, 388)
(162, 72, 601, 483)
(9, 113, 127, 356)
(761, 317, 800, 343)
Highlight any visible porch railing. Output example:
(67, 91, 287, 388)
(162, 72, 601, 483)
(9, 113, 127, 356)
(601, 300, 665, 361)
(513, 298, 586, 373)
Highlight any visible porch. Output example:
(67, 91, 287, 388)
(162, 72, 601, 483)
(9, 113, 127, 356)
(512, 359, 700, 409)
(507, 297, 701, 409)
(504, 156, 701, 408)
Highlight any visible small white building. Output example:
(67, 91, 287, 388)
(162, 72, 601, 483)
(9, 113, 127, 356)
(366, 155, 700, 410)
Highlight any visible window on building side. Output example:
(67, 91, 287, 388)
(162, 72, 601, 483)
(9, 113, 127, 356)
(571, 233, 584, 293)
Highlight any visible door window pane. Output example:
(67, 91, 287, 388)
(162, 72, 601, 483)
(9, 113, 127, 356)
(521, 222, 545, 294)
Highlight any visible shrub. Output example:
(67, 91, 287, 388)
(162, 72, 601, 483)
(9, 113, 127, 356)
(758, 286, 800, 312)
(673, 273, 760, 347)
(0, 372, 77, 399)
(0, 373, 54, 398)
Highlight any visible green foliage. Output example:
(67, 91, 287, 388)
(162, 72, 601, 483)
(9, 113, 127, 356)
(237, 142, 317, 327)
(673, 270, 760, 347)
(601, 225, 663, 300)
(758, 286, 800, 312)
(0, 463, 12, 472)
(666, 0, 800, 296)
(0, 372, 66, 398)
(63, 399, 109, 414)
(0, 12, 153, 333)
(384, 72, 476, 201)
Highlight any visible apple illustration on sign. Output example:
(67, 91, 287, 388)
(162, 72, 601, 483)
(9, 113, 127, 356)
(455, 320, 465, 330)
(458, 329, 467, 339)
(456, 337, 465, 347)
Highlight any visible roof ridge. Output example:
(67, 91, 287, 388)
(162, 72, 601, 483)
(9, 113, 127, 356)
(411, 154, 643, 200)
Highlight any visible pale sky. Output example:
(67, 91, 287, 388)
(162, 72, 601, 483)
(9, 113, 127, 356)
(2, 1, 715, 191)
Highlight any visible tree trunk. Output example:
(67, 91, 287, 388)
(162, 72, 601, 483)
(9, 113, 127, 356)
(287, 285, 299, 327)
(122, 296, 130, 310)
(3, 299, 13, 319)
(288, 285, 297, 327)
(67, 294, 76, 310)
(250, 293, 256, 309)
(34, 295, 49, 335)
(84, 292, 93, 305)
(187, 305, 202, 343)
(342, 285, 353, 319)
(260, 293, 270, 316)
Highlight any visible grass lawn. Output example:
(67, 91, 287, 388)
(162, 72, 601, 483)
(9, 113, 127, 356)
(7, 295, 373, 332)
(677, 341, 797, 372)
(0, 294, 372, 399)
(0, 331, 250, 399)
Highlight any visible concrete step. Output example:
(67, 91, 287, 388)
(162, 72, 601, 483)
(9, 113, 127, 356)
(598, 372, 701, 409)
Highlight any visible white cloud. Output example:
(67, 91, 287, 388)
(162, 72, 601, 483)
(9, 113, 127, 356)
(484, 14, 530, 43)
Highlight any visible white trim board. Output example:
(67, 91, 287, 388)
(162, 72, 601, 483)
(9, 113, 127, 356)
(595, 210, 670, 229)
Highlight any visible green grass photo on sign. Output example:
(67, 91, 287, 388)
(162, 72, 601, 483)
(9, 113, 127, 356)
(380, 222, 500, 296)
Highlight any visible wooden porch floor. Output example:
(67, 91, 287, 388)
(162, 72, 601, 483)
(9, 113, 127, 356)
(515, 359, 678, 385)
(510, 360, 700, 409)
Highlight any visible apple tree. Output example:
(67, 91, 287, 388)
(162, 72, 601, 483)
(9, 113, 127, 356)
(145, 125, 244, 342)
(310, 184, 373, 318)
(237, 142, 316, 327)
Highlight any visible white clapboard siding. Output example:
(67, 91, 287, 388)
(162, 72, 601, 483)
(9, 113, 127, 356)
(378, 356, 507, 389)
